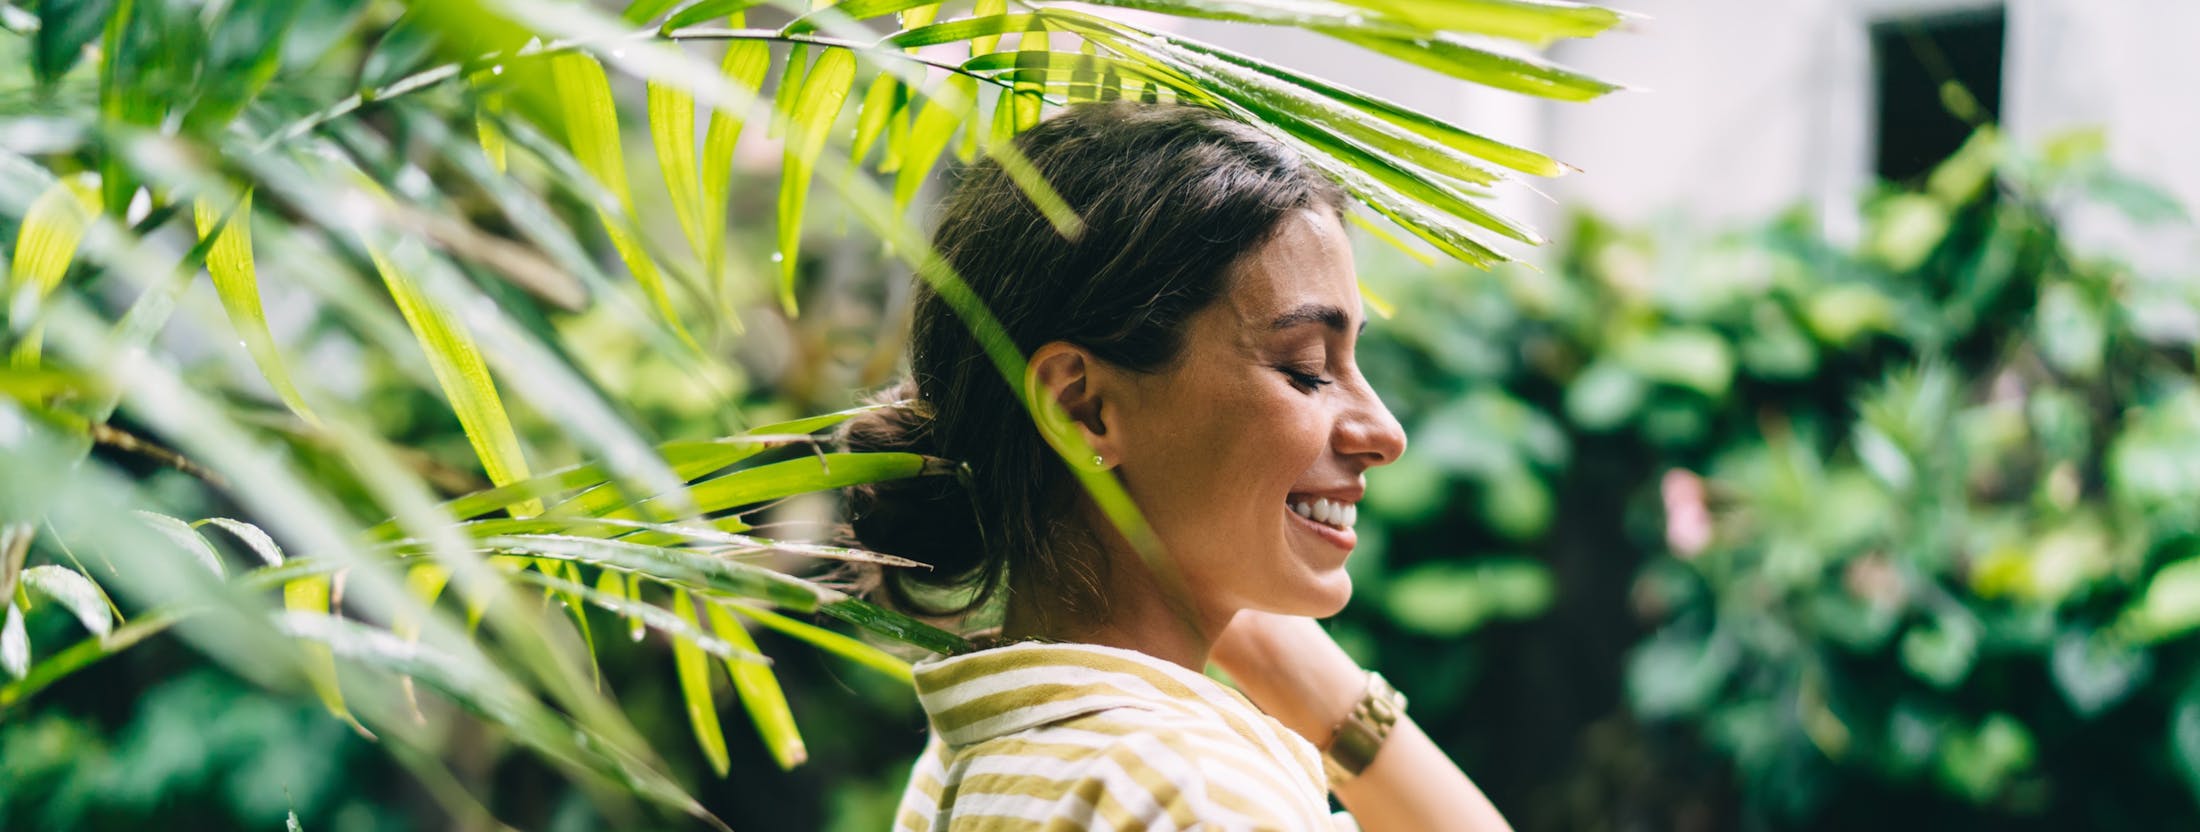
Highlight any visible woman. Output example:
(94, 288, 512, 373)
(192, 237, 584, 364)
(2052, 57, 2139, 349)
(842, 101, 1510, 831)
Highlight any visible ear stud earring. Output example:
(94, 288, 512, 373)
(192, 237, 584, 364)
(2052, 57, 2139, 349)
(1092, 454, 1107, 469)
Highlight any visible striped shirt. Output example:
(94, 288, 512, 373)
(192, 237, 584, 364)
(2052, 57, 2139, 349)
(893, 641, 1359, 831)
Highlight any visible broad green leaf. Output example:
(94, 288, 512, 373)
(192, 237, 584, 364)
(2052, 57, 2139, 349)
(194, 193, 317, 423)
(1050, 12, 1531, 251)
(816, 593, 970, 656)
(359, 11, 442, 91)
(282, 575, 360, 729)
(7, 174, 100, 368)
(273, 613, 713, 823)
(550, 52, 699, 350)
(18, 566, 110, 638)
(776, 47, 858, 316)
(482, 535, 823, 611)
(428, 404, 888, 527)
(664, 0, 770, 30)
(183, 0, 305, 132)
(706, 599, 807, 768)
(135, 511, 225, 577)
(198, 517, 285, 567)
(514, 568, 761, 662)
(594, 567, 646, 643)
(971, 0, 1010, 53)
(648, 80, 709, 268)
(1328, 30, 1619, 102)
(1348, 210, 1437, 268)
(728, 602, 912, 683)
(358, 235, 541, 517)
(987, 86, 1016, 147)
(850, 75, 902, 166)
(394, 562, 450, 642)
(32, 0, 116, 83)
(961, 50, 1159, 85)
(882, 14, 1038, 48)
(771, 45, 810, 143)
(603, 451, 951, 521)
(894, 75, 978, 213)
(703, 38, 772, 282)
(981, 138, 1086, 240)
(670, 590, 732, 776)
(901, 2, 942, 30)
(1013, 26, 1047, 130)
(96, 0, 147, 215)
(787, 0, 935, 32)
(1172, 36, 1567, 177)
(472, 71, 509, 172)
(1333, 0, 1626, 45)
(622, 0, 684, 24)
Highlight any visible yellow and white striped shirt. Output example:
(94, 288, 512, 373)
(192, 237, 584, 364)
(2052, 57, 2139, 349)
(893, 641, 1359, 831)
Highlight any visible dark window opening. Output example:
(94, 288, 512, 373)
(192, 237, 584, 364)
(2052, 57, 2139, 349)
(1871, 7, 2006, 184)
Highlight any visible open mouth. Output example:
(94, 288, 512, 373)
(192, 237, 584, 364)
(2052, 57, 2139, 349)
(1287, 496, 1357, 531)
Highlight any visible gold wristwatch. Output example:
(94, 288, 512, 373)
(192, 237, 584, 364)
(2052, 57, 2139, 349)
(1321, 670, 1406, 788)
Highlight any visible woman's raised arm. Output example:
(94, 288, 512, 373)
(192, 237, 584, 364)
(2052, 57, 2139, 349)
(1212, 611, 1515, 832)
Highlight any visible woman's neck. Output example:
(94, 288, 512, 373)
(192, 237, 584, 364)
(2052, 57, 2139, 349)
(1001, 525, 1221, 672)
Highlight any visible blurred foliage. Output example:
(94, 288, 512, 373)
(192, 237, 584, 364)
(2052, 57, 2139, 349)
(1602, 130, 2200, 826)
(1326, 126, 2200, 829)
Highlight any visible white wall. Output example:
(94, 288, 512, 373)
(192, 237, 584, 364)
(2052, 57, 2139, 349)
(1191, 0, 2199, 268)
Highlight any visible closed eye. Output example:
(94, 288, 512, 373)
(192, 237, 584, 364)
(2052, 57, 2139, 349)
(1279, 366, 1333, 391)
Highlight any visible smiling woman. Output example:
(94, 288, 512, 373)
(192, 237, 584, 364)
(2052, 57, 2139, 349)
(837, 101, 1512, 831)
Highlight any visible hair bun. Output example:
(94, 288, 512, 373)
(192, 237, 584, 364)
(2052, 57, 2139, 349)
(839, 379, 989, 601)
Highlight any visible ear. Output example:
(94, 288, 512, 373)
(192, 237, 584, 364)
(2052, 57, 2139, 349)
(1026, 341, 1118, 469)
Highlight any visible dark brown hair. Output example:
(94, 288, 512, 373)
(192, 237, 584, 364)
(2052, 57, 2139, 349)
(840, 101, 1347, 629)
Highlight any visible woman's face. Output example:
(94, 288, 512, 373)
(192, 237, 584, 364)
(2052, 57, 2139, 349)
(1106, 208, 1407, 624)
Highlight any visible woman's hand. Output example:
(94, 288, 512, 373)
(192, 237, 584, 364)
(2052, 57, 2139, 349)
(1209, 610, 1367, 748)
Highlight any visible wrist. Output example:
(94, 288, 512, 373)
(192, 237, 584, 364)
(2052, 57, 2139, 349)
(1212, 614, 1367, 745)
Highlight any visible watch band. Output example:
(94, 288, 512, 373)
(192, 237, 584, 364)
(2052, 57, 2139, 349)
(1321, 670, 1405, 787)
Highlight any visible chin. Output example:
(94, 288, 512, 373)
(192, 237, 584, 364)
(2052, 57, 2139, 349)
(1272, 571, 1353, 619)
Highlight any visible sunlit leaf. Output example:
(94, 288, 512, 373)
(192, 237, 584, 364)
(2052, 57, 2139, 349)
(775, 47, 858, 315)
(894, 75, 978, 213)
(198, 517, 286, 567)
(550, 52, 699, 350)
(850, 74, 902, 166)
(194, 193, 318, 422)
(7, 174, 100, 368)
(727, 601, 911, 683)
(282, 575, 362, 730)
(706, 599, 807, 768)
(664, 0, 770, 30)
(135, 511, 225, 577)
(19, 565, 112, 638)
(357, 232, 541, 517)
(703, 37, 772, 283)
(670, 589, 732, 776)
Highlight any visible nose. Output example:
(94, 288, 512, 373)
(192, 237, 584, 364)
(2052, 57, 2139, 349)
(1336, 380, 1407, 468)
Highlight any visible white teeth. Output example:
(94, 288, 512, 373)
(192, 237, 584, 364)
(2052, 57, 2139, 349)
(1288, 497, 1356, 529)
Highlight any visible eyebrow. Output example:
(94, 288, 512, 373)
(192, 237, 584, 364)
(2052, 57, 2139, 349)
(1269, 303, 1366, 335)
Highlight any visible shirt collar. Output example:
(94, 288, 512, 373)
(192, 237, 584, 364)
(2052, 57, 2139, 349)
(911, 641, 1325, 790)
